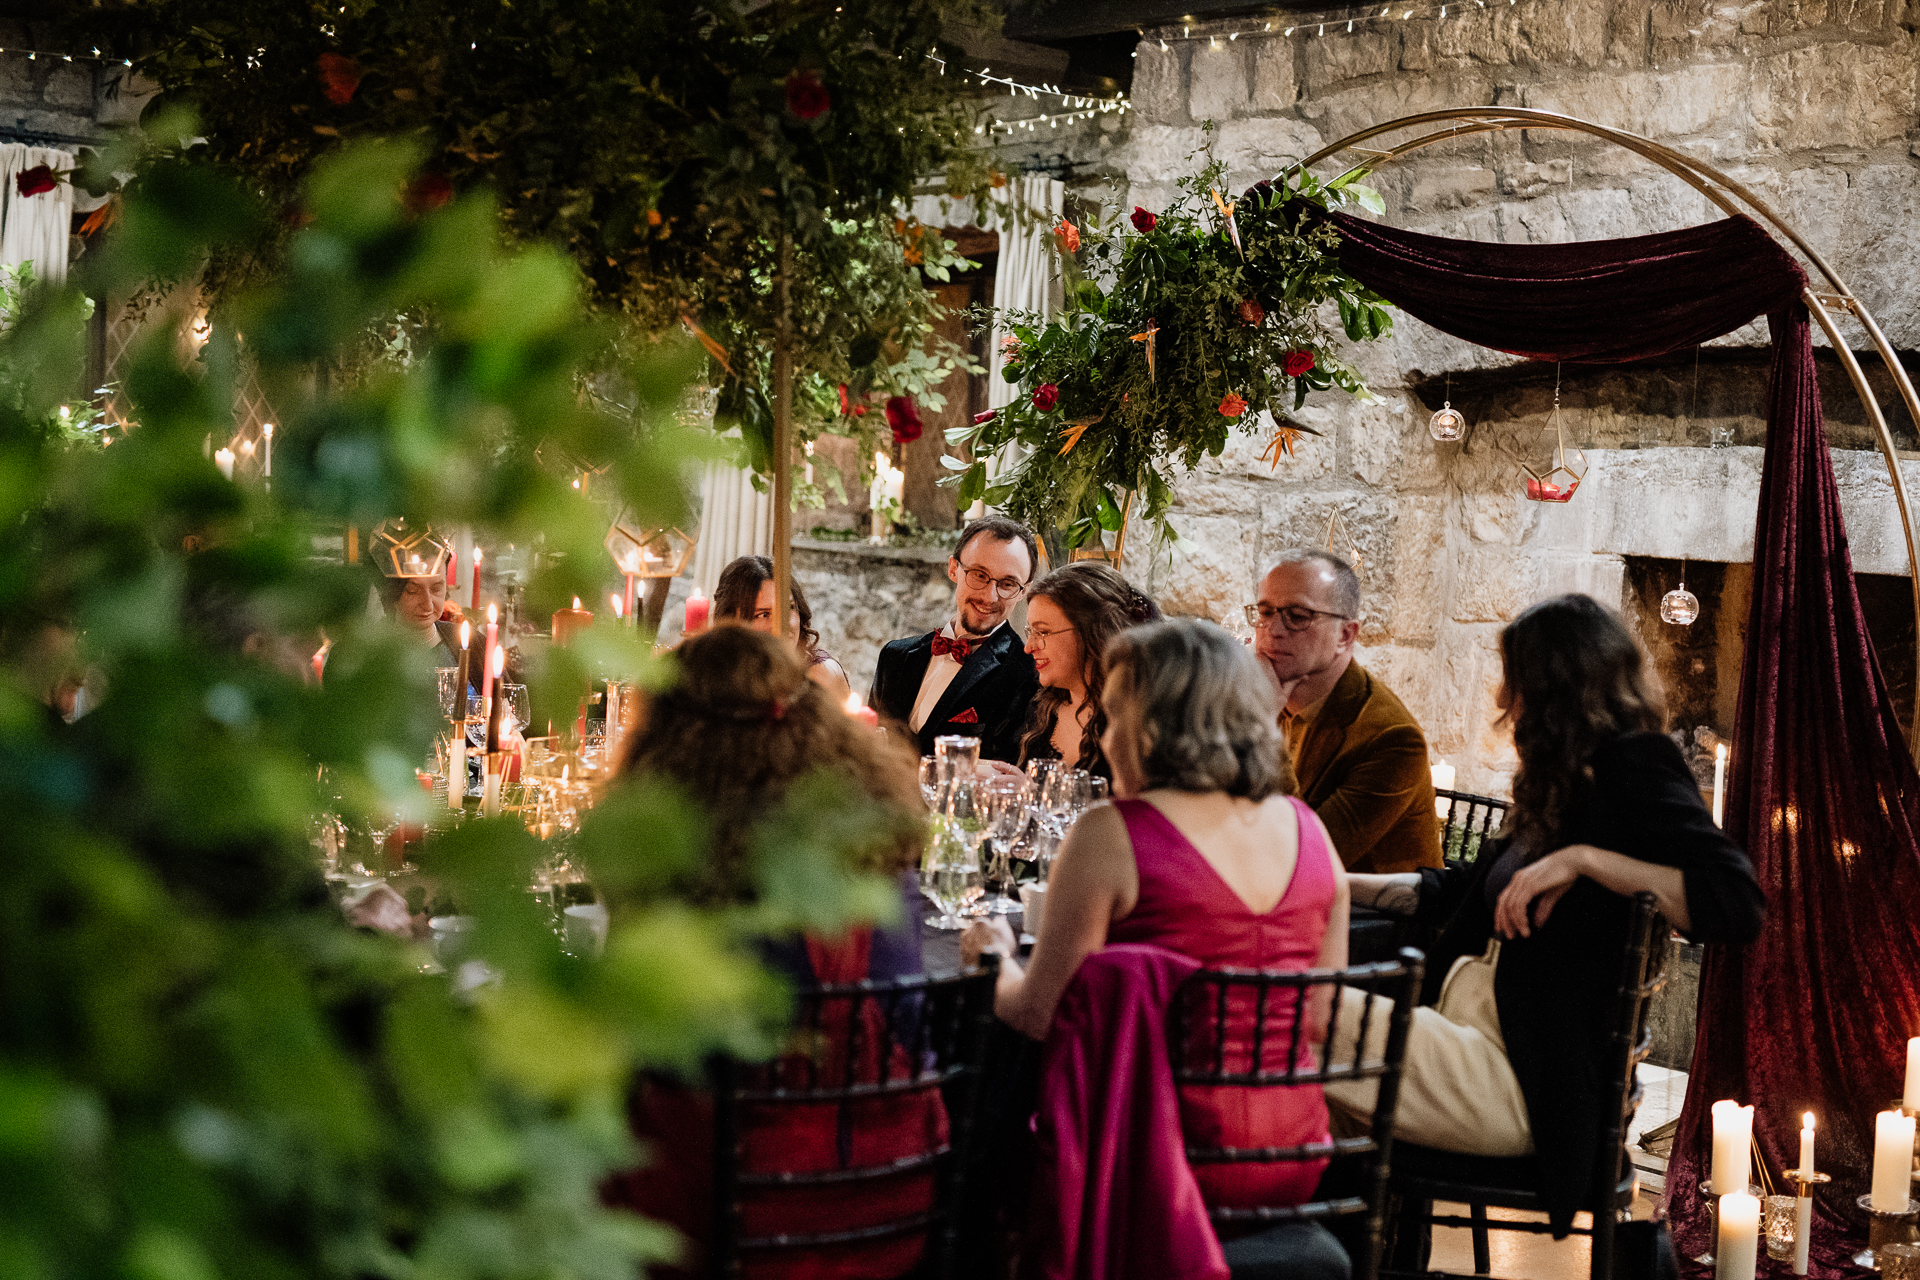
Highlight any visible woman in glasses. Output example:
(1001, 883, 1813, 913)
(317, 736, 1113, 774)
(711, 554, 852, 702)
(1015, 562, 1160, 781)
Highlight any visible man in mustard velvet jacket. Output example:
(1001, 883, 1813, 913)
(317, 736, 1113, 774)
(1250, 549, 1443, 874)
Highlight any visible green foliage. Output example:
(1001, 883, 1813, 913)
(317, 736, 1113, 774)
(0, 126, 908, 1279)
(123, 0, 999, 486)
(947, 146, 1395, 548)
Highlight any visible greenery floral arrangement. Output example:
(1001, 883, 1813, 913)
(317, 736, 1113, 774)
(946, 143, 1396, 549)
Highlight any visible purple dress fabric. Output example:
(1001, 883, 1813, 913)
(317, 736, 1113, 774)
(1027, 943, 1227, 1280)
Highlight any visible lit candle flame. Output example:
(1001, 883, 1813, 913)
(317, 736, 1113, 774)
(459, 620, 470, 649)
(610, 593, 624, 618)
(487, 602, 497, 623)
(572, 597, 582, 610)
(1805, 1112, 1815, 1130)
(261, 422, 273, 438)
(845, 691, 864, 715)
(492, 646, 505, 677)
(473, 546, 483, 564)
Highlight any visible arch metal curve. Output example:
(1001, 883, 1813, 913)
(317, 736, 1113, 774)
(1291, 107, 1920, 760)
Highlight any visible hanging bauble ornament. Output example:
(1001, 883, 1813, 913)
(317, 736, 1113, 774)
(1521, 368, 1587, 503)
(1429, 402, 1465, 441)
(1660, 559, 1699, 626)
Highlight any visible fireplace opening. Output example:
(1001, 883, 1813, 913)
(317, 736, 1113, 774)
(1623, 557, 1917, 786)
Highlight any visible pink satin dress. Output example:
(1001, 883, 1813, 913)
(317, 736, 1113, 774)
(1108, 796, 1337, 1211)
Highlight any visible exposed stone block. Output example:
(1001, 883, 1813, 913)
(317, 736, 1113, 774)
(1188, 41, 1249, 123)
(1301, 31, 1393, 94)
(1212, 116, 1326, 190)
(1131, 41, 1188, 126)
(1387, 494, 1447, 645)
(1521, 63, 1746, 139)
(1249, 38, 1297, 111)
(1450, 548, 1534, 622)
(1145, 513, 1258, 621)
(1750, 42, 1918, 151)
(1312, 71, 1497, 142)
(43, 64, 92, 111)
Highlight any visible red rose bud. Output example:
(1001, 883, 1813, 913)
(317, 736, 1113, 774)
(837, 383, 853, 415)
(785, 70, 831, 121)
(1054, 220, 1080, 253)
(1032, 383, 1060, 412)
(1219, 392, 1249, 418)
(973, 409, 998, 425)
(1283, 349, 1316, 378)
(317, 52, 361, 105)
(1236, 299, 1265, 328)
(1130, 206, 1157, 233)
(405, 172, 453, 214)
(15, 165, 56, 197)
(885, 395, 923, 443)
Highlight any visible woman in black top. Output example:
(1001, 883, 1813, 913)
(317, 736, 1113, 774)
(1343, 593, 1764, 1237)
(1010, 562, 1159, 781)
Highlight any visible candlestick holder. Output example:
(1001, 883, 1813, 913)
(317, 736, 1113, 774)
(1853, 1194, 1920, 1270)
(1696, 1180, 1765, 1266)
(1788, 1171, 1829, 1276)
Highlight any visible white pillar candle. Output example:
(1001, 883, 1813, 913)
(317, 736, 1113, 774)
(1798, 1111, 1815, 1178)
(1715, 1192, 1759, 1280)
(260, 422, 273, 477)
(1711, 1100, 1754, 1194)
(214, 447, 235, 480)
(447, 736, 466, 810)
(1872, 1109, 1916, 1212)
(1712, 743, 1727, 826)
(1905, 1037, 1920, 1112)
(1793, 1194, 1812, 1276)
(1431, 760, 1456, 818)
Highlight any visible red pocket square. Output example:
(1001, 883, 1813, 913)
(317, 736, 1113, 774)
(948, 708, 980, 725)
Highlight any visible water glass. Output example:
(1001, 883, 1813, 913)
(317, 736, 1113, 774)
(979, 777, 1029, 915)
(435, 666, 462, 717)
(935, 734, 981, 778)
(919, 821, 980, 931)
(1088, 776, 1110, 803)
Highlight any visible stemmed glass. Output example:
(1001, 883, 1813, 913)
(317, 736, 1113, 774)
(918, 755, 948, 811)
(922, 776, 988, 929)
(978, 777, 1029, 915)
(1036, 768, 1093, 875)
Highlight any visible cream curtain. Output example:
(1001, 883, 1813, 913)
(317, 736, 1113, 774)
(688, 458, 774, 593)
(980, 174, 1064, 412)
(0, 144, 76, 284)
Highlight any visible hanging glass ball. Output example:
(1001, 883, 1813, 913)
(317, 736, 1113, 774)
(1429, 404, 1466, 442)
(1660, 586, 1700, 626)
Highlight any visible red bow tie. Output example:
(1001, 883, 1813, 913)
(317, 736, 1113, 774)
(931, 634, 977, 661)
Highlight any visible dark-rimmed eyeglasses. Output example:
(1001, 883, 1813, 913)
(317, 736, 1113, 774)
(958, 561, 1028, 599)
(1244, 603, 1353, 633)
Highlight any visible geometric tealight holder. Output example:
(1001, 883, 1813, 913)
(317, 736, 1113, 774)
(604, 512, 696, 579)
(371, 517, 453, 579)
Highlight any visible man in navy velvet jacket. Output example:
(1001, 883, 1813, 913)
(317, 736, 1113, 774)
(870, 516, 1040, 762)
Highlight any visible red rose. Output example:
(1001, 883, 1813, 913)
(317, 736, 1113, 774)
(405, 172, 452, 214)
(1130, 206, 1157, 233)
(1283, 349, 1316, 378)
(837, 383, 853, 415)
(785, 70, 831, 121)
(973, 409, 998, 425)
(1032, 383, 1060, 412)
(1219, 392, 1249, 418)
(885, 395, 923, 444)
(317, 52, 361, 105)
(15, 165, 56, 198)
(1236, 299, 1265, 328)
(1054, 220, 1080, 254)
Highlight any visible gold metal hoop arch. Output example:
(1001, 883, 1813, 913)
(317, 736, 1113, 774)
(1292, 107, 1920, 761)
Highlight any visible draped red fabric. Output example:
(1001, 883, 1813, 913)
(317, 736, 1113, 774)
(1661, 307, 1920, 1274)
(1322, 210, 1806, 362)
(1317, 207, 1920, 1268)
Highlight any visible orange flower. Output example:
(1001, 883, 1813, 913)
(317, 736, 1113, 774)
(1054, 219, 1080, 254)
(1219, 392, 1249, 418)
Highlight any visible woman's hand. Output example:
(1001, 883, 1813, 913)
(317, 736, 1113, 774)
(960, 916, 1018, 967)
(982, 759, 1026, 780)
(1493, 846, 1591, 938)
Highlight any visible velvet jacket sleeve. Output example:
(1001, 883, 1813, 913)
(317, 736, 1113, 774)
(1313, 716, 1442, 873)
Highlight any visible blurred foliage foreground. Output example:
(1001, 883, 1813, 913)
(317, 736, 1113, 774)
(0, 130, 909, 1280)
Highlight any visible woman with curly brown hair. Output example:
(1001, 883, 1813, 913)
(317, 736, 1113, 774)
(1014, 561, 1160, 779)
(711, 554, 853, 703)
(1332, 593, 1764, 1240)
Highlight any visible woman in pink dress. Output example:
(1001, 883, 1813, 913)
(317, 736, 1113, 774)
(963, 617, 1349, 1209)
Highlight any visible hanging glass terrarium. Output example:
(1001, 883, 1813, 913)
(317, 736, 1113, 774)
(1429, 372, 1465, 442)
(1660, 558, 1700, 626)
(1522, 368, 1587, 504)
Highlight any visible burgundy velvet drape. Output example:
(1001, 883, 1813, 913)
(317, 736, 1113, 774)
(1319, 207, 1920, 1270)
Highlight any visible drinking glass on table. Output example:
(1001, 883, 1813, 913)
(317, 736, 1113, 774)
(920, 819, 981, 931)
(1088, 775, 1110, 803)
(435, 666, 463, 718)
(934, 734, 981, 779)
(978, 777, 1029, 915)
(918, 754, 949, 811)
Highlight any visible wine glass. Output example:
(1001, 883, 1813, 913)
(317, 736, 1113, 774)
(918, 755, 948, 810)
(943, 778, 991, 918)
(435, 666, 462, 717)
(1088, 775, 1110, 803)
(978, 777, 1029, 915)
(920, 819, 978, 931)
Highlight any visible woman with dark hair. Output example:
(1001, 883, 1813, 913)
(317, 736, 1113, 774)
(1014, 561, 1160, 779)
(711, 554, 852, 702)
(1332, 593, 1764, 1238)
(964, 618, 1346, 1211)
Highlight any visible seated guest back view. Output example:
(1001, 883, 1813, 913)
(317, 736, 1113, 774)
(710, 553, 853, 703)
(1333, 595, 1764, 1239)
(965, 618, 1350, 1211)
(870, 516, 1039, 761)
(1017, 561, 1161, 780)
(606, 626, 938, 1279)
(1253, 549, 1442, 873)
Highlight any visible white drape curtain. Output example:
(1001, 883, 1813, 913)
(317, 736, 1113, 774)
(688, 457, 774, 593)
(980, 174, 1064, 412)
(0, 145, 76, 284)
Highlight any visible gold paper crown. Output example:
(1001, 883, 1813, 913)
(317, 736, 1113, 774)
(371, 518, 453, 579)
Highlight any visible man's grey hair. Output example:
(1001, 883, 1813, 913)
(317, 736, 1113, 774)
(1270, 548, 1360, 620)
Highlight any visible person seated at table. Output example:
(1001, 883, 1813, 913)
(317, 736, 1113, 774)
(963, 617, 1349, 1211)
(1331, 594, 1764, 1240)
(379, 566, 466, 670)
(607, 626, 941, 1280)
(1252, 548, 1442, 873)
(711, 553, 853, 703)
(870, 515, 1039, 761)
(1012, 562, 1160, 782)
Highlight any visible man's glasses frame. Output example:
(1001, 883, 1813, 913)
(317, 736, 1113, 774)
(957, 561, 1029, 600)
(1244, 603, 1355, 633)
